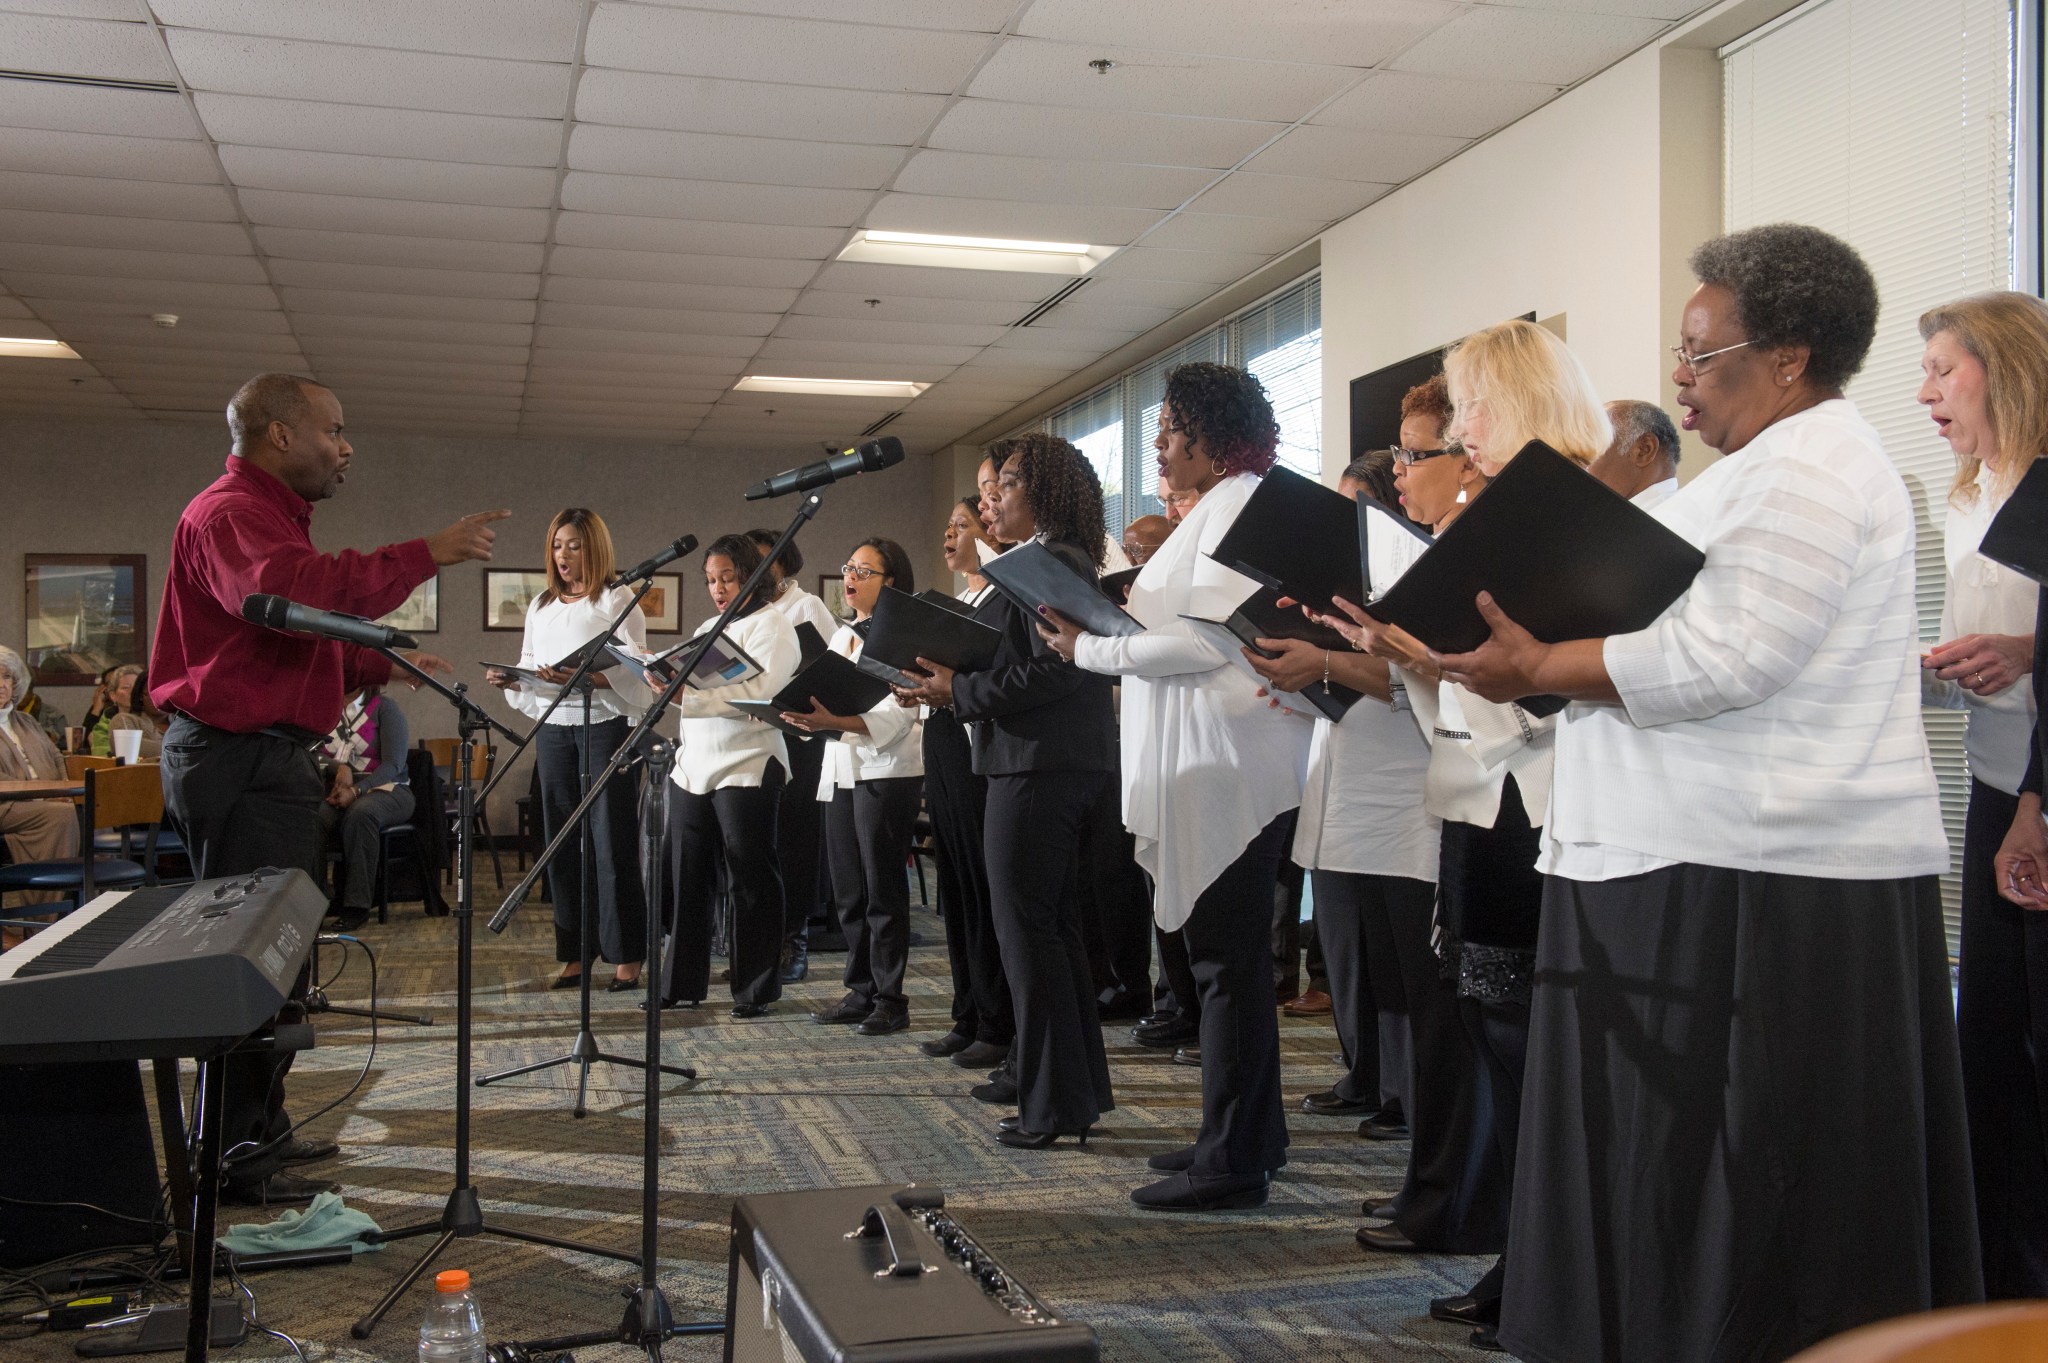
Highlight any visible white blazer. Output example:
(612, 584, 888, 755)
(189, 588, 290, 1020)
(669, 607, 800, 795)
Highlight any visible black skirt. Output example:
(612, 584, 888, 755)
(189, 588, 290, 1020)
(1500, 865, 1981, 1363)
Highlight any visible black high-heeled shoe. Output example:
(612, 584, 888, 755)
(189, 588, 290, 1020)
(994, 1123, 1092, 1150)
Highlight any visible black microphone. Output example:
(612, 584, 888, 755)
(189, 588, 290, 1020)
(615, 534, 698, 584)
(744, 436, 904, 501)
(240, 593, 419, 651)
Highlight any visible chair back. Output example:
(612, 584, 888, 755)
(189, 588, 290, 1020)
(83, 764, 162, 834)
(420, 737, 494, 785)
(65, 753, 115, 781)
(1787, 1304, 2048, 1363)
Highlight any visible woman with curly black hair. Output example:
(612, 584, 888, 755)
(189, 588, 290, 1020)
(1042, 362, 1311, 1206)
(1437, 223, 1977, 1360)
(900, 433, 1118, 1147)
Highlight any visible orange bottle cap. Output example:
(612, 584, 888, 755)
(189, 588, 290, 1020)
(434, 1270, 470, 1293)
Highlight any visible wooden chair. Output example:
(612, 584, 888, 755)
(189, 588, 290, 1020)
(419, 737, 502, 889)
(0, 763, 164, 920)
(1788, 1303, 2048, 1363)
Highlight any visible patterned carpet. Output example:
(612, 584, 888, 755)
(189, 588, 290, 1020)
(20, 881, 1506, 1362)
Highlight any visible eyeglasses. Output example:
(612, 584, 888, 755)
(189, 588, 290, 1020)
(1670, 339, 1751, 377)
(1389, 444, 1459, 467)
(840, 562, 883, 581)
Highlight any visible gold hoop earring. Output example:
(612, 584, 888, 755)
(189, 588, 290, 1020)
(1209, 458, 1228, 477)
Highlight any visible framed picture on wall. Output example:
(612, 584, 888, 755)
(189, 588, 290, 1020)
(818, 574, 850, 621)
(483, 569, 549, 631)
(640, 574, 682, 634)
(378, 576, 439, 634)
(23, 553, 147, 687)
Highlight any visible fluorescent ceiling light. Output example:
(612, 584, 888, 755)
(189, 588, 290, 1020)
(735, 376, 929, 399)
(837, 229, 1114, 276)
(0, 336, 80, 359)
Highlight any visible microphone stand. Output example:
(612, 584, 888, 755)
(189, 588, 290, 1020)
(349, 652, 637, 1344)
(485, 490, 825, 1360)
(476, 574, 693, 1113)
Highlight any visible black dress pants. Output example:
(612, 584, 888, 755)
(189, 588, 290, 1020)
(1958, 777, 2048, 1297)
(161, 716, 324, 1188)
(1180, 813, 1292, 1180)
(662, 764, 786, 1007)
(1077, 779, 1152, 1006)
(984, 770, 1115, 1133)
(1313, 870, 1431, 1111)
(777, 735, 824, 945)
(924, 712, 1011, 1045)
(824, 777, 921, 1008)
(1155, 925, 1198, 1017)
(536, 717, 647, 966)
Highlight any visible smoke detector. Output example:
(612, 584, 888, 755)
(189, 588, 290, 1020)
(151, 313, 178, 328)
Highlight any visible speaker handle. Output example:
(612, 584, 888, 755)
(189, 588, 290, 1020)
(851, 1202, 931, 1278)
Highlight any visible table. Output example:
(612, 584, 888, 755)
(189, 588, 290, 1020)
(0, 779, 84, 802)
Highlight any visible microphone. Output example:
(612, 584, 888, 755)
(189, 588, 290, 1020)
(745, 436, 905, 501)
(616, 534, 698, 585)
(240, 593, 419, 651)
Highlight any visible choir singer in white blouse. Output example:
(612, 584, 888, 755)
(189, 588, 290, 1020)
(1434, 225, 1978, 1363)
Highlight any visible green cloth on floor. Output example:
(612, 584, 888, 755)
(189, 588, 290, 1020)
(217, 1192, 384, 1256)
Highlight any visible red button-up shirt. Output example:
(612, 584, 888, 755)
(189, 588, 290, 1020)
(149, 456, 436, 735)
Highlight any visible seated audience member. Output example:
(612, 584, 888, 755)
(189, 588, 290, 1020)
(1589, 398, 1681, 508)
(0, 645, 82, 915)
(317, 685, 413, 932)
(89, 663, 162, 758)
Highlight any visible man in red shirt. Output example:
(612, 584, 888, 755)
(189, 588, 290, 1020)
(150, 372, 507, 1204)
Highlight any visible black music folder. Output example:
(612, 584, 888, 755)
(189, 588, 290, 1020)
(794, 619, 830, 664)
(1366, 438, 1705, 654)
(916, 588, 977, 618)
(979, 540, 1143, 638)
(1979, 459, 2048, 584)
(1100, 566, 1141, 606)
(1358, 494, 1434, 599)
(1207, 466, 1366, 615)
(727, 649, 893, 736)
(859, 587, 1002, 686)
(1180, 588, 1364, 721)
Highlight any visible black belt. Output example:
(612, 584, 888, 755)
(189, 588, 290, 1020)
(168, 712, 325, 749)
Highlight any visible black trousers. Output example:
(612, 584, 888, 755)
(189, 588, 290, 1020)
(662, 764, 785, 1007)
(1155, 925, 1197, 1017)
(1959, 777, 2048, 1297)
(160, 716, 324, 1187)
(924, 713, 1011, 1045)
(985, 770, 1115, 1132)
(1181, 813, 1293, 1179)
(777, 735, 824, 944)
(536, 717, 647, 966)
(824, 777, 921, 1008)
(1077, 779, 1153, 1006)
(1313, 870, 1430, 1111)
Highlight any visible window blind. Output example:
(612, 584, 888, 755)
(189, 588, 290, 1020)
(1723, 0, 2016, 948)
(1237, 277, 1324, 479)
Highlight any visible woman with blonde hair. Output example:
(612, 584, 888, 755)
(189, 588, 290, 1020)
(487, 507, 654, 991)
(1917, 289, 2048, 1297)
(1441, 317, 1611, 476)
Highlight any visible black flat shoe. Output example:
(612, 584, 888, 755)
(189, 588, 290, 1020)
(1130, 1172, 1268, 1212)
(1131, 1014, 1199, 1048)
(1470, 1324, 1505, 1353)
(856, 1005, 908, 1036)
(1300, 1089, 1374, 1116)
(730, 1003, 772, 1019)
(1429, 1293, 1493, 1325)
(606, 975, 641, 993)
(920, 1031, 972, 1058)
(1354, 1223, 1421, 1252)
(639, 997, 698, 1011)
(996, 1114, 1023, 1132)
(812, 994, 870, 1025)
(1147, 1144, 1197, 1173)
(1361, 1199, 1400, 1221)
(996, 1125, 1091, 1150)
(550, 971, 584, 990)
(950, 1039, 1008, 1068)
(1357, 1115, 1411, 1141)
(970, 1078, 1019, 1105)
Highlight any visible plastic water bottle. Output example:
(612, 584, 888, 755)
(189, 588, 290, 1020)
(419, 1269, 486, 1363)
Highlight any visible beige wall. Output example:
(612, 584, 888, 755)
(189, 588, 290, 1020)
(0, 416, 937, 826)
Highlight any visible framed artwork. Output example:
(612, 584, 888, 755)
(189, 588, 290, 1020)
(640, 574, 682, 634)
(377, 576, 439, 634)
(483, 569, 550, 631)
(818, 574, 850, 621)
(23, 553, 147, 686)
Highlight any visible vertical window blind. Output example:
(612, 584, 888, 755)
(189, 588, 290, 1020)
(1723, 0, 2016, 944)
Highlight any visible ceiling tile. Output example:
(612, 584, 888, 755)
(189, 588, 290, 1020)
(1504, 0, 1707, 17)
(164, 30, 573, 119)
(542, 275, 800, 314)
(1189, 171, 1391, 221)
(966, 38, 1357, 123)
(988, 322, 1136, 352)
(316, 360, 528, 384)
(536, 301, 779, 336)
(0, 3, 148, 19)
(38, 300, 289, 332)
(0, 296, 34, 319)
(0, 170, 238, 221)
(572, 69, 945, 145)
(553, 212, 840, 260)
(8, 273, 278, 310)
(720, 356, 957, 383)
(533, 326, 760, 358)
(62, 322, 300, 351)
(560, 172, 871, 228)
(808, 260, 1063, 303)
(278, 288, 537, 324)
(71, 341, 298, 368)
(1245, 124, 1469, 184)
(568, 126, 904, 192)
(1012, 273, 1216, 313)
(628, 0, 1013, 30)
(0, 243, 270, 283)
(1017, 0, 1459, 67)
(0, 80, 201, 138)
(338, 390, 522, 411)
(0, 208, 250, 253)
(521, 397, 716, 417)
(1313, 70, 1562, 140)
(774, 314, 1006, 347)
(0, 128, 219, 184)
(292, 314, 533, 347)
(265, 259, 538, 298)
(253, 227, 545, 273)
(753, 336, 982, 367)
(528, 348, 745, 377)
(1024, 298, 1180, 333)
(548, 246, 820, 289)
(583, 4, 992, 93)
(238, 189, 550, 242)
(792, 291, 1023, 326)
(0, 12, 177, 83)
(866, 193, 1165, 247)
(1087, 244, 1274, 285)
(1138, 212, 1324, 256)
(1389, 8, 1667, 85)
(927, 100, 1281, 170)
(970, 343, 1112, 372)
(150, 0, 585, 62)
(301, 336, 529, 365)
(894, 150, 1215, 210)
(523, 382, 726, 403)
(319, 376, 526, 397)
(219, 145, 558, 209)
(193, 93, 563, 166)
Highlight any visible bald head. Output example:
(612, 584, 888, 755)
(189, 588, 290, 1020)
(1590, 399, 1679, 501)
(1121, 514, 1173, 565)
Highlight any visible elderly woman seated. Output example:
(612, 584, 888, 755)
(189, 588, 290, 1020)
(317, 685, 414, 931)
(0, 645, 83, 922)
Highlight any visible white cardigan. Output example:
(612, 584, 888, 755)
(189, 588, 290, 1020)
(1073, 474, 1309, 930)
(815, 623, 922, 799)
(1922, 466, 2037, 796)
(669, 607, 799, 796)
(502, 585, 654, 726)
(1543, 399, 1948, 881)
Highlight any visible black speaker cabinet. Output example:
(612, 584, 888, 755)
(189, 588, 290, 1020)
(0, 1061, 162, 1268)
(724, 1184, 1098, 1363)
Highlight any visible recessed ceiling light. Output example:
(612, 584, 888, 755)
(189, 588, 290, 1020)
(734, 376, 929, 399)
(837, 230, 1113, 276)
(0, 337, 81, 359)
